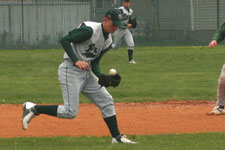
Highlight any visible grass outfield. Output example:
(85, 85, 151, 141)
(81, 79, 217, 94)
(1, 46, 225, 148)
(0, 133, 225, 150)
(0, 46, 225, 104)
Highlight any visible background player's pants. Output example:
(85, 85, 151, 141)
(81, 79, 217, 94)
(57, 59, 116, 119)
(112, 28, 134, 50)
(216, 63, 225, 106)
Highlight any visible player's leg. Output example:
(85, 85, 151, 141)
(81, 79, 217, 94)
(112, 29, 124, 50)
(81, 74, 119, 137)
(124, 29, 136, 63)
(81, 73, 137, 144)
(22, 60, 84, 129)
(211, 63, 225, 115)
(56, 61, 87, 118)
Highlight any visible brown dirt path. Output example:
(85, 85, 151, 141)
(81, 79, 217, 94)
(1, 101, 225, 138)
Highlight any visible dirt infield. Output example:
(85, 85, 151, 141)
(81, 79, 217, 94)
(1, 100, 225, 138)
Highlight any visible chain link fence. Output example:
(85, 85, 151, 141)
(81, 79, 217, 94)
(0, 0, 92, 49)
(0, 0, 225, 49)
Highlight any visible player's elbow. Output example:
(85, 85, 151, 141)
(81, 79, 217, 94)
(60, 35, 71, 45)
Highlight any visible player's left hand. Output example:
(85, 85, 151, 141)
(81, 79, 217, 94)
(98, 74, 121, 88)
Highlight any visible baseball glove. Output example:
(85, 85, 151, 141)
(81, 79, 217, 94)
(129, 18, 137, 29)
(98, 74, 121, 88)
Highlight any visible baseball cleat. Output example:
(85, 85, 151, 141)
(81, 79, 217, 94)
(112, 134, 138, 144)
(22, 102, 38, 130)
(210, 105, 225, 115)
(129, 60, 137, 64)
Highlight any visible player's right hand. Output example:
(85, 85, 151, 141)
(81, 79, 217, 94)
(209, 40, 218, 48)
(74, 61, 89, 70)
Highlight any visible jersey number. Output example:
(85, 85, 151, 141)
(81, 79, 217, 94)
(82, 44, 98, 58)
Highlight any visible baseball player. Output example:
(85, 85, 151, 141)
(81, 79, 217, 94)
(22, 8, 137, 144)
(112, 0, 137, 64)
(209, 22, 225, 115)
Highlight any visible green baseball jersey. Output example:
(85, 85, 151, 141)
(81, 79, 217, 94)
(60, 22, 112, 77)
(212, 22, 225, 43)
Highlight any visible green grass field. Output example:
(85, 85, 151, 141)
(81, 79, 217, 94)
(0, 46, 224, 104)
(1, 46, 225, 149)
(1, 133, 225, 150)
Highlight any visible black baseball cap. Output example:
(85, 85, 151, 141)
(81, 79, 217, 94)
(124, 0, 130, 2)
(105, 9, 124, 27)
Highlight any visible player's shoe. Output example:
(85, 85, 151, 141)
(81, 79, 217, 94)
(129, 60, 137, 64)
(210, 105, 225, 115)
(22, 102, 38, 130)
(112, 134, 138, 144)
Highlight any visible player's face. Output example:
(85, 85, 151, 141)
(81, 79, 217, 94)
(123, 2, 131, 8)
(103, 18, 118, 33)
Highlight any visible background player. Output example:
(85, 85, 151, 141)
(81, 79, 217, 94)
(112, 0, 137, 64)
(22, 8, 137, 144)
(209, 22, 225, 115)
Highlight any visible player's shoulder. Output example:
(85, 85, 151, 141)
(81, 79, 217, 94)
(77, 22, 93, 33)
(83, 21, 101, 28)
(118, 6, 124, 9)
(83, 21, 102, 31)
(118, 6, 125, 12)
(83, 21, 104, 35)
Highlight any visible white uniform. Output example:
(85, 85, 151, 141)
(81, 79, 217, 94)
(112, 6, 135, 50)
(57, 22, 115, 119)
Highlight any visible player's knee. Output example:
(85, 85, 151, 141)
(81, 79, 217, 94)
(101, 104, 116, 118)
(65, 112, 77, 119)
(57, 105, 78, 119)
(113, 47, 119, 50)
(62, 110, 78, 119)
(128, 46, 134, 50)
(112, 44, 119, 50)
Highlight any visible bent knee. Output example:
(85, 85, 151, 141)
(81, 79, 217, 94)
(100, 104, 116, 118)
(66, 112, 77, 119)
(57, 111, 78, 119)
(112, 44, 119, 50)
(128, 46, 134, 50)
